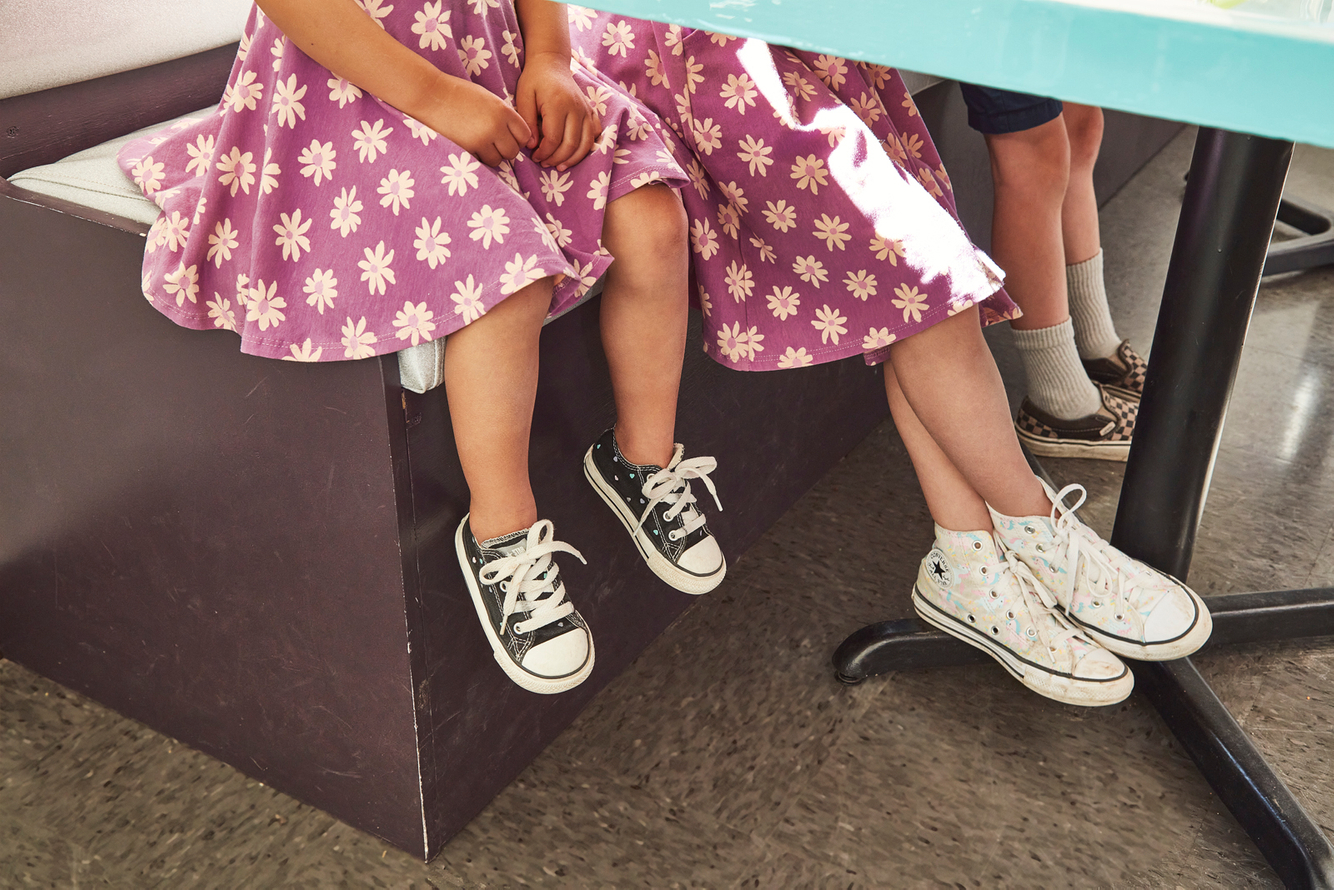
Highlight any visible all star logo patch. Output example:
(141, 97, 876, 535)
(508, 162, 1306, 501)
(926, 548, 952, 587)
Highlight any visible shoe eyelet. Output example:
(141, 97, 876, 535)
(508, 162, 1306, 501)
(1006, 611, 1014, 620)
(972, 541, 983, 551)
(991, 626, 999, 635)
(967, 615, 976, 623)
(1025, 526, 1036, 535)
(1115, 613, 1124, 621)
(1092, 600, 1101, 608)
(1027, 628, 1037, 639)
(989, 590, 999, 599)
(1036, 544, 1045, 553)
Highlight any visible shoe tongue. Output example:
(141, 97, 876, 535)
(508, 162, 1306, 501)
(480, 528, 530, 556)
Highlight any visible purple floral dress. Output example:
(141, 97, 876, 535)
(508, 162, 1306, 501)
(569, 11, 1018, 371)
(117, 1, 685, 362)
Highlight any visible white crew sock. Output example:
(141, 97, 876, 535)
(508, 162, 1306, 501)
(1066, 250, 1122, 360)
(1012, 318, 1103, 420)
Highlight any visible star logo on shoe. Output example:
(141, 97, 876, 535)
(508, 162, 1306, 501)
(926, 549, 952, 587)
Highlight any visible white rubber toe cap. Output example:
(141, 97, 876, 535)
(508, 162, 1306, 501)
(1143, 592, 1197, 644)
(522, 629, 590, 678)
(678, 536, 724, 575)
(1075, 646, 1128, 681)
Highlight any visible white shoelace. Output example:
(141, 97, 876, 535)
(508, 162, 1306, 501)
(478, 520, 585, 636)
(1005, 550, 1086, 667)
(635, 445, 723, 541)
(1046, 483, 1151, 635)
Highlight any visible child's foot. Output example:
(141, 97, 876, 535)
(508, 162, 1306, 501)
(456, 516, 595, 694)
(913, 525, 1133, 707)
(1014, 384, 1137, 462)
(583, 428, 725, 595)
(990, 481, 1213, 661)
(1082, 340, 1147, 401)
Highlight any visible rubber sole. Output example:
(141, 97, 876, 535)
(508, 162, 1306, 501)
(913, 586, 1134, 707)
(1070, 584, 1213, 662)
(1016, 426, 1131, 462)
(455, 518, 594, 695)
(583, 447, 725, 595)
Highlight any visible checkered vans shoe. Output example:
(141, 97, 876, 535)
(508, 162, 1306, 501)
(1082, 340, 1147, 402)
(584, 428, 725, 595)
(913, 525, 1132, 707)
(456, 516, 594, 694)
(991, 481, 1212, 662)
(1015, 384, 1136, 461)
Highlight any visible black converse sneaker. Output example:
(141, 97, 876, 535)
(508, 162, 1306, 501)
(455, 516, 594, 694)
(583, 428, 725, 595)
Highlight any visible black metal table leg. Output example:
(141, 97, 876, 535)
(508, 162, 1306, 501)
(833, 128, 1334, 889)
(1112, 128, 1334, 890)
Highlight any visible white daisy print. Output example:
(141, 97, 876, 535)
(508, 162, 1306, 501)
(356, 0, 394, 27)
(451, 275, 486, 323)
(163, 262, 199, 306)
(500, 253, 545, 295)
(405, 116, 438, 145)
(393, 301, 437, 346)
(892, 284, 929, 323)
(814, 214, 851, 251)
(341, 316, 378, 359)
(131, 156, 165, 193)
(412, 1, 452, 50)
(159, 211, 190, 252)
(440, 152, 481, 196)
(330, 186, 364, 236)
(716, 321, 751, 364)
(845, 270, 878, 300)
(690, 218, 720, 261)
(207, 218, 239, 267)
(793, 255, 828, 287)
(298, 139, 336, 185)
(777, 346, 814, 368)
(184, 135, 215, 176)
(724, 260, 753, 302)
(502, 30, 521, 67)
(737, 135, 773, 177)
(206, 295, 237, 331)
(720, 73, 757, 114)
(691, 117, 722, 155)
(272, 74, 308, 128)
(767, 286, 800, 320)
(585, 171, 610, 210)
(568, 5, 597, 30)
(458, 36, 491, 76)
(328, 77, 363, 108)
(863, 327, 896, 350)
(377, 168, 415, 215)
(284, 339, 324, 362)
(467, 205, 510, 249)
(540, 169, 573, 205)
(602, 20, 635, 57)
(273, 209, 313, 261)
(812, 304, 848, 345)
(414, 216, 451, 268)
(870, 234, 907, 265)
(545, 213, 573, 249)
(246, 279, 286, 330)
(352, 119, 393, 164)
(259, 149, 281, 194)
(358, 241, 396, 295)
(222, 70, 263, 113)
(791, 155, 829, 194)
(303, 269, 338, 314)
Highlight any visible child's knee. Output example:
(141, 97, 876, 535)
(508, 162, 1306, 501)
(609, 184, 688, 259)
(1063, 105, 1104, 171)
(986, 121, 1071, 200)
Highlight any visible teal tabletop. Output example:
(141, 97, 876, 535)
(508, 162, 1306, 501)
(580, 0, 1334, 148)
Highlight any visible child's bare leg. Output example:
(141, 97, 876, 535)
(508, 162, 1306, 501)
(885, 307, 1049, 525)
(985, 117, 1071, 332)
(444, 277, 553, 541)
(1060, 102, 1105, 267)
(597, 184, 690, 467)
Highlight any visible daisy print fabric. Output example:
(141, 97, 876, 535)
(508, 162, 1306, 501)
(570, 12, 1018, 371)
(117, 2, 685, 362)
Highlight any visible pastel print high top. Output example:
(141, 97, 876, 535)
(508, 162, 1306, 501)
(913, 526, 1132, 707)
(990, 480, 1212, 662)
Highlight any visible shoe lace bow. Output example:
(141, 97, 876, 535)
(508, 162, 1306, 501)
(636, 445, 723, 539)
(1047, 483, 1153, 635)
(478, 520, 586, 636)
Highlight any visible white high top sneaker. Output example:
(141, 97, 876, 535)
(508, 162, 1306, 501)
(990, 480, 1212, 661)
(913, 525, 1133, 707)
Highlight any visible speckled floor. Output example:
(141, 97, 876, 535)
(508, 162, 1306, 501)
(4, 132, 1334, 889)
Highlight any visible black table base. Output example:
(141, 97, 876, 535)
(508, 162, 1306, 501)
(834, 129, 1334, 890)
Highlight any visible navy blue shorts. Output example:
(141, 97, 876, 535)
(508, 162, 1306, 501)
(958, 84, 1063, 135)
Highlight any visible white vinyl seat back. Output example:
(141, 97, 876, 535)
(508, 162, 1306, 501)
(2, 0, 253, 100)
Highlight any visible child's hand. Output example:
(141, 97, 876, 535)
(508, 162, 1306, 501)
(515, 51, 601, 171)
(423, 78, 533, 167)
